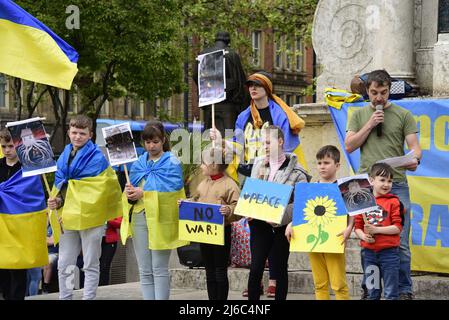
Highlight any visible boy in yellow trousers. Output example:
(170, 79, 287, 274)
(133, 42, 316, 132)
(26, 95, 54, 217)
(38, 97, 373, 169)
(286, 145, 353, 300)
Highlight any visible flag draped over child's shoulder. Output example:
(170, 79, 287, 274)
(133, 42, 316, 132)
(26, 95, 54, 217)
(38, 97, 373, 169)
(0, 170, 48, 269)
(120, 151, 189, 250)
(53, 140, 122, 232)
(0, 0, 78, 89)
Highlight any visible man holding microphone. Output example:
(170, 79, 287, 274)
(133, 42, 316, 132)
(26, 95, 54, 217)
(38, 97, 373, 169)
(344, 69, 422, 300)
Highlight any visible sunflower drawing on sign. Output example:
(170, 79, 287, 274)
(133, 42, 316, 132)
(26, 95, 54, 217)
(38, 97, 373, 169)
(290, 183, 348, 253)
(303, 196, 337, 251)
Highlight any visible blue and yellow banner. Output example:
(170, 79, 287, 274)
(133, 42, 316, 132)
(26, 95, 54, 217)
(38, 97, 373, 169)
(179, 201, 224, 246)
(0, 0, 78, 89)
(234, 177, 293, 224)
(329, 99, 449, 272)
(0, 170, 48, 269)
(290, 183, 347, 253)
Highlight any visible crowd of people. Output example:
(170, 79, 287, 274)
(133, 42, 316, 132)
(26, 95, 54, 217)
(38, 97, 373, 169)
(0, 68, 421, 301)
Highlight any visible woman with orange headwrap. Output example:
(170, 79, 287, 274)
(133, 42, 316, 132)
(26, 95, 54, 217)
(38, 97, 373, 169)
(232, 71, 306, 179)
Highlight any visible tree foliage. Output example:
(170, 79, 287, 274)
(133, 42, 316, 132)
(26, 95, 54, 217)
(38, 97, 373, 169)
(10, 0, 317, 146)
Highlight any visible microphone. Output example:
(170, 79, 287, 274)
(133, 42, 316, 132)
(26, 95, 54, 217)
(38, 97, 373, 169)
(376, 105, 383, 137)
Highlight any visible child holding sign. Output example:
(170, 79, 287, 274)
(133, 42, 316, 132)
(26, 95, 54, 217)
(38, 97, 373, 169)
(247, 126, 310, 301)
(354, 163, 403, 300)
(181, 147, 240, 300)
(286, 145, 352, 300)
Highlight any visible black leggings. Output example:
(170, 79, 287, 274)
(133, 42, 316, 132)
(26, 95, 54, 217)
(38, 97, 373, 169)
(99, 238, 118, 286)
(200, 225, 232, 300)
(0, 269, 27, 300)
(247, 220, 290, 300)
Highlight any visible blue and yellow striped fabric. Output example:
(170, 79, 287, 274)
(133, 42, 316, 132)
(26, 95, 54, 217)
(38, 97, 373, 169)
(53, 140, 122, 233)
(0, 170, 48, 269)
(121, 151, 189, 250)
(329, 98, 449, 273)
(0, 0, 78, 89)
(226, 99, 308, 183)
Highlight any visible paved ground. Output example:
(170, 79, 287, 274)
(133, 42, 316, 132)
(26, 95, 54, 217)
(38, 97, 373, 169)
(27, 281, 357, 300)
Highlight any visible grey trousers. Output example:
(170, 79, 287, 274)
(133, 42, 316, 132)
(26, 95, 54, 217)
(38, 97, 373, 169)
(57, 226, 104, 300)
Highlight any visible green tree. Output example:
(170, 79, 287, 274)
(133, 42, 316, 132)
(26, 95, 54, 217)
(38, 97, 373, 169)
(180, 0, 318, 69)
(17, 0, 186, 144)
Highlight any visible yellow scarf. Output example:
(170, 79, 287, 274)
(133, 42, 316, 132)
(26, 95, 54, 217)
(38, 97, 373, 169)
(248, 73, 305, 134)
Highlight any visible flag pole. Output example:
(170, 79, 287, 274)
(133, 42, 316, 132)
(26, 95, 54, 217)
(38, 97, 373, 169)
(211, 103, 216, 148)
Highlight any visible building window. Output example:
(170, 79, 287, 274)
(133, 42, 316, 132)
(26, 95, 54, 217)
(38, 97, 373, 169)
(124, 97, 130, 116)
(439, 0, 449, 33)
(295, 37, 304, 72)
(252, 31, 261, 66)
(100, 99, 110, 116)
(0, 74, 6, 108)
(274, 34, 283, 69)
(286, 94, 293, 106)
(286, 41, 293, 70)
(295, 95, 303, 105)
(132, 99, 142, 117)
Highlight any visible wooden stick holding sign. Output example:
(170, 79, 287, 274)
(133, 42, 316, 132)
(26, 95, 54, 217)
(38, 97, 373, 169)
(123, 163, 130, 185)
(211, 103, 215, 148)
(42, 173, 64, 235)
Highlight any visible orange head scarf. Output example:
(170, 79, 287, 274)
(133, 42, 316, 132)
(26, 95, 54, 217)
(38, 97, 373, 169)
(247, 73, 305, 134)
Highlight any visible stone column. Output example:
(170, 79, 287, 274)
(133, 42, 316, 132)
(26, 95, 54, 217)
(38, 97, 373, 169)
(372, 0, 416, 81)
(313, 0, 416, 101)
(433, 33, 449, 96)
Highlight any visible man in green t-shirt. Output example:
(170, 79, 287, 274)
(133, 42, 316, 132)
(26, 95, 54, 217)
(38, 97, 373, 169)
(344, 70, 422, 300)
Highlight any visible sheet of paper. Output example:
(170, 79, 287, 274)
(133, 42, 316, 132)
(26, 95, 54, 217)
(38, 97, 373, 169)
(376, 150, 415, 168)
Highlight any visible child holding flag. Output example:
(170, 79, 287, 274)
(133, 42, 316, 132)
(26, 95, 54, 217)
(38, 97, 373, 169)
(47, 115, 122, 300)
(179, 146, 240, 300)
(0, 129, 48, 300)
(122, 120, 188, 300)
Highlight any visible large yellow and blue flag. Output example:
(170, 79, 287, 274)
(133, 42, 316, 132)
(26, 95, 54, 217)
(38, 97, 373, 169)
(0, 170, 48, 269)
(53, 140, 122, 234)
(121, 151, 189, 250)
(0, 0, 78, 89)
(329, 98, 449, 273)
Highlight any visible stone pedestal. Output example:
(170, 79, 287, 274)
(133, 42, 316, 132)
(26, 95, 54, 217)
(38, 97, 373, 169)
(313, 0, 416, 101)
(433, 33, 449, 96)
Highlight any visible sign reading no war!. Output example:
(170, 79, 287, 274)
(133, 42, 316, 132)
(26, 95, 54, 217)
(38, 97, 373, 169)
(234, 178, 293, 224)
(178, 201, 224, 246)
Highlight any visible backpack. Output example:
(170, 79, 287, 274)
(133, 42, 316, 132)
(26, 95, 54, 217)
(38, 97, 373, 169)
(177, 243, 204, 268)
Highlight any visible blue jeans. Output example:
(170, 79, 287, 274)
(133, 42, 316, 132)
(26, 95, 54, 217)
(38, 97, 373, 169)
(26, 267, 42, 296)
(361, 247, 400, 300)
(391, 181, 413, 295)
(132, 212, 171, 300)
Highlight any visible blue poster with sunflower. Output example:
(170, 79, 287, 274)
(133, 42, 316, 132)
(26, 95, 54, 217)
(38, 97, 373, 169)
(290, 183, 348, 253)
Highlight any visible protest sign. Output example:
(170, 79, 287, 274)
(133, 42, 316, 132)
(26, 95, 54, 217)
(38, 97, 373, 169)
(197, 49, 226, 107)
(102, 123, 138, 167)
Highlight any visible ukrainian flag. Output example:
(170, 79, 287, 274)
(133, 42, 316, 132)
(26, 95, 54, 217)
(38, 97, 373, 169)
(121, 151, 189, 250)
(227, 99, 308, 183)
(53, 140, 122, 233)
(0, 170, 48, 269)
(0, 0, 78, 89)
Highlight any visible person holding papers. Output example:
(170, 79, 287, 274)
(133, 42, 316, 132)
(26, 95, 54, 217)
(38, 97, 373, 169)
(344, 69, 422, 300)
